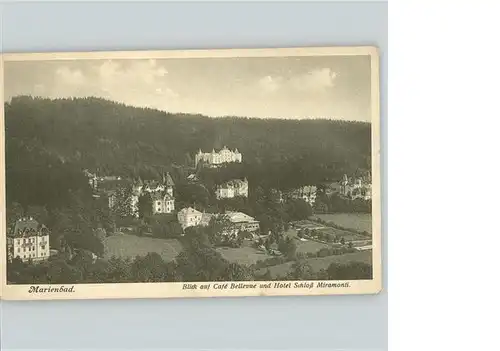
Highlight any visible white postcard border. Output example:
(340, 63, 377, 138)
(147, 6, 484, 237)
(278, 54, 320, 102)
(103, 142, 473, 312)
(0, 46, 382, 300)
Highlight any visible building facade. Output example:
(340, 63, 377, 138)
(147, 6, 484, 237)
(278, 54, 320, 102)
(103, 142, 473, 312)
(7, 218, 50, 263)
(287, 185, 318, 207)
(177, 208, 260, 235)
(108, 172, 176, 217)
(195, 146, 242, 168)
(215, 178, 249, 199)
(177, 207, 211, 230)
(339, 174, 372, 200)
(131, 172, 176, 216)
(151, 192, 175, 215)
(225, 211, 260, 233)
(83, 169, 122, 192)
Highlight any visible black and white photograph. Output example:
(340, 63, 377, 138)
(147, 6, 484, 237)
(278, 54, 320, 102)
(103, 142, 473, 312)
(1, 47, 381, 300)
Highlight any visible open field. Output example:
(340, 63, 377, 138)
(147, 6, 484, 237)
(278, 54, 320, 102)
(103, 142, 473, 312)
(103, 234, 183, 262)
(294, 238, 332, 254)
(216, 244, 274, 266)
(260, 250, 373, 278)
(292, 219, 369, 242)
(312, 213, 372, 234)
(317, 227, 366, 242)
(284, 229, 332, 254)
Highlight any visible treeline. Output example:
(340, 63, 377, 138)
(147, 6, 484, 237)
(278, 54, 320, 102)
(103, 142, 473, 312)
(179, 188, 313, 236)
(7, 190, 112, 258)
(314, 193, 372, 214)
(7, 251, 372, 284)
(5, 96, 371, 205)
(7, 246, 372, 285)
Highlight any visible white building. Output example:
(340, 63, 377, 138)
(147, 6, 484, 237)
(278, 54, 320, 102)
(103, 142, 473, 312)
(287, 185, 317, 207)
(177, 207, 260, 235)
(195, 146, 242, 168)
(151, 192, 175, 215)
(225, 211, 260, 233)
(7, 218, 50, 263)
(215, 178, 249, 199)
(121, 172, 176, 217)
(340, 174, 371, 200)
(177, 207, 212, 231)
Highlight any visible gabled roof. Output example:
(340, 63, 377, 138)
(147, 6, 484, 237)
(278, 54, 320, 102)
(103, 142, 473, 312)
(178, 207, 202, 216)
(163, 172, 175, 186)
(98, 179, 131, 191)
(225, 211, 258, 223)
(9, 218, 48, 238)
(218, 178, 248, 189)
(150, 191, 174, 201)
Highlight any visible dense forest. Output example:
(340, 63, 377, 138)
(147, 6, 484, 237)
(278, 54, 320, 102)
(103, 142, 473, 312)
(5, 96, 372, 284)
(7, 227, 373, 284)
(5, 96, 371, 211)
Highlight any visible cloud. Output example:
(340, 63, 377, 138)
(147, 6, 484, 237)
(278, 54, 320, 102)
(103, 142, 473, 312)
(258, 68, 337, 94)
(290, 68, 337, 91)
(258, 75, 282, 93)
(55, 67, 86, 86)
(47, 59, 178, 110)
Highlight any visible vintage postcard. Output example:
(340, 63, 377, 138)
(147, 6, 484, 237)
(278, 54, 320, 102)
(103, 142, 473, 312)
(0, 46, 381, 300)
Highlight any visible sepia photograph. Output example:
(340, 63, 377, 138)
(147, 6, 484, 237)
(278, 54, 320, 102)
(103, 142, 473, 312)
(1, 47, 381, 300)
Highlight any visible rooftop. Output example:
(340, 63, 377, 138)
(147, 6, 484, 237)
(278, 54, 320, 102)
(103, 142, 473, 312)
(225, 211, 258, 223)
(9, 218, 49, 238)
(151, 191, 174, 201)
(178, 207, 202, 216)
(218, 178, 248, 188)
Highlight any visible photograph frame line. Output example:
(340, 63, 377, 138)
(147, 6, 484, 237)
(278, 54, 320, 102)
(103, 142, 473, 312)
(1, 45, 382, 301)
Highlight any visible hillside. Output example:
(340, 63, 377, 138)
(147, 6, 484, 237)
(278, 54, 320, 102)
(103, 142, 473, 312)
(5, 96, 371, 209)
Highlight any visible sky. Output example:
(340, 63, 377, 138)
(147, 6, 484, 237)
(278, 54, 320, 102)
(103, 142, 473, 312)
(4, 55, 372, 122)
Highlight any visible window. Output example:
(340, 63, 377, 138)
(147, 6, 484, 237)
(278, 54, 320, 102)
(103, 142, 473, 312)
(41, 245, 45, 250)
(17, 248, 20, 253)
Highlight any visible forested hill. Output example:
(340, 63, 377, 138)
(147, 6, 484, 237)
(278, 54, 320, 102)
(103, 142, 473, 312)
(5, 96, 371, 207)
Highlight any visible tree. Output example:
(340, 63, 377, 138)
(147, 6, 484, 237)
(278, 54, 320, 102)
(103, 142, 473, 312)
(45, 259, 83, 284)
(25, 205, 49, 224)
(6, 96, 370, 216)
(327, 262, 372, 280)
(224, 263, 254, 280)
(112, 186, 134, 218)
(138, 193, 152, 218)
(6, 202, 24, 231)
(107, 257, 132, 282)
(314, 199, 328, 213)
(286, 199, 312, 221)
(278, 237, 297, 260)
(258, 269, 272, 281)
(131, 252, 166, 282)
(288, 260, 315, 280)
(64, 227, 104, 257)
(149, 214, 182, 239)
(206, 214, 236, 246)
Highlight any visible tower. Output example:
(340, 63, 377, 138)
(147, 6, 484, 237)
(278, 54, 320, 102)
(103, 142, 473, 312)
(163, 172, 175, 197)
